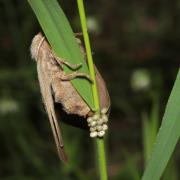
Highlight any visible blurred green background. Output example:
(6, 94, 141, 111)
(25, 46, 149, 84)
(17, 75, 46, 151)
(0, 0, 179, 179)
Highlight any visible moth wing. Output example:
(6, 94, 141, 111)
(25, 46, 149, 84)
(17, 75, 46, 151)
(37, 59, 68, 162)
(77, 37, 111, 113)
(95, 65, 111, 112)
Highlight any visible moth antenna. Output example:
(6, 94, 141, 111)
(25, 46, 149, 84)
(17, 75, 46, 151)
(37, 61, 68, 163)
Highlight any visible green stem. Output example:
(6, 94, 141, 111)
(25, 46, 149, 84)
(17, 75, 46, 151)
(77, 0, 108, 180)
(96, 138, 108, 180)
(76, 0, 99, 111)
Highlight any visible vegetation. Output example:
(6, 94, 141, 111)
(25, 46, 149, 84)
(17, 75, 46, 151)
(0, 0, 179, 179)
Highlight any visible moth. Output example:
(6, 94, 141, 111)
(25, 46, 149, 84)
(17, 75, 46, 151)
(30, 33, 110, 162)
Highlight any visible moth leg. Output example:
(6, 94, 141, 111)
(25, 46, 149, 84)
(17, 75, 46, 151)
(74, 38, 87, 58)
(75, 37, 94, 57)
(54, 71, 92, 82)
(50, 54, 82, 70)
(57, 57, 82, 70)
(74, 32, 83, 37)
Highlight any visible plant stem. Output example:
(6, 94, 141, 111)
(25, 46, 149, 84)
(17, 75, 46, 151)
(77, 0, 108, 179)
(76, 0, 99, 111)
(96, 138, 108, 180)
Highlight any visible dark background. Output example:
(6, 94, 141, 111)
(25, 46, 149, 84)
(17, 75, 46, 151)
(0, 0, 179, 179)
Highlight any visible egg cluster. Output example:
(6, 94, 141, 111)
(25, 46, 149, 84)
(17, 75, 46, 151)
(87, 108, 109, 138)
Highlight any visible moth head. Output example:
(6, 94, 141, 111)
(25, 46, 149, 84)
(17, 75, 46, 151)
(30, 33, 44, 61)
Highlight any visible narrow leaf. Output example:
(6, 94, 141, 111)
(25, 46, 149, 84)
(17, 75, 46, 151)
(28, 0, 94, 109)
(142, 69, 180, 180)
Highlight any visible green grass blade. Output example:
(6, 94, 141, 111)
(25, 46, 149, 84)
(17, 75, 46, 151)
(142, 69, 180, 180)
(27, 0, 94, 109)
(142, 96, 159, 164)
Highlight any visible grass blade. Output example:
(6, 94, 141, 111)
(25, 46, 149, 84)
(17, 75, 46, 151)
(28, 0, 94, 109)
(142, 69, 180, 180)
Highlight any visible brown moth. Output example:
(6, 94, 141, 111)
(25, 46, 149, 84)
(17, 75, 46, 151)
(30, 33, 110, 162)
